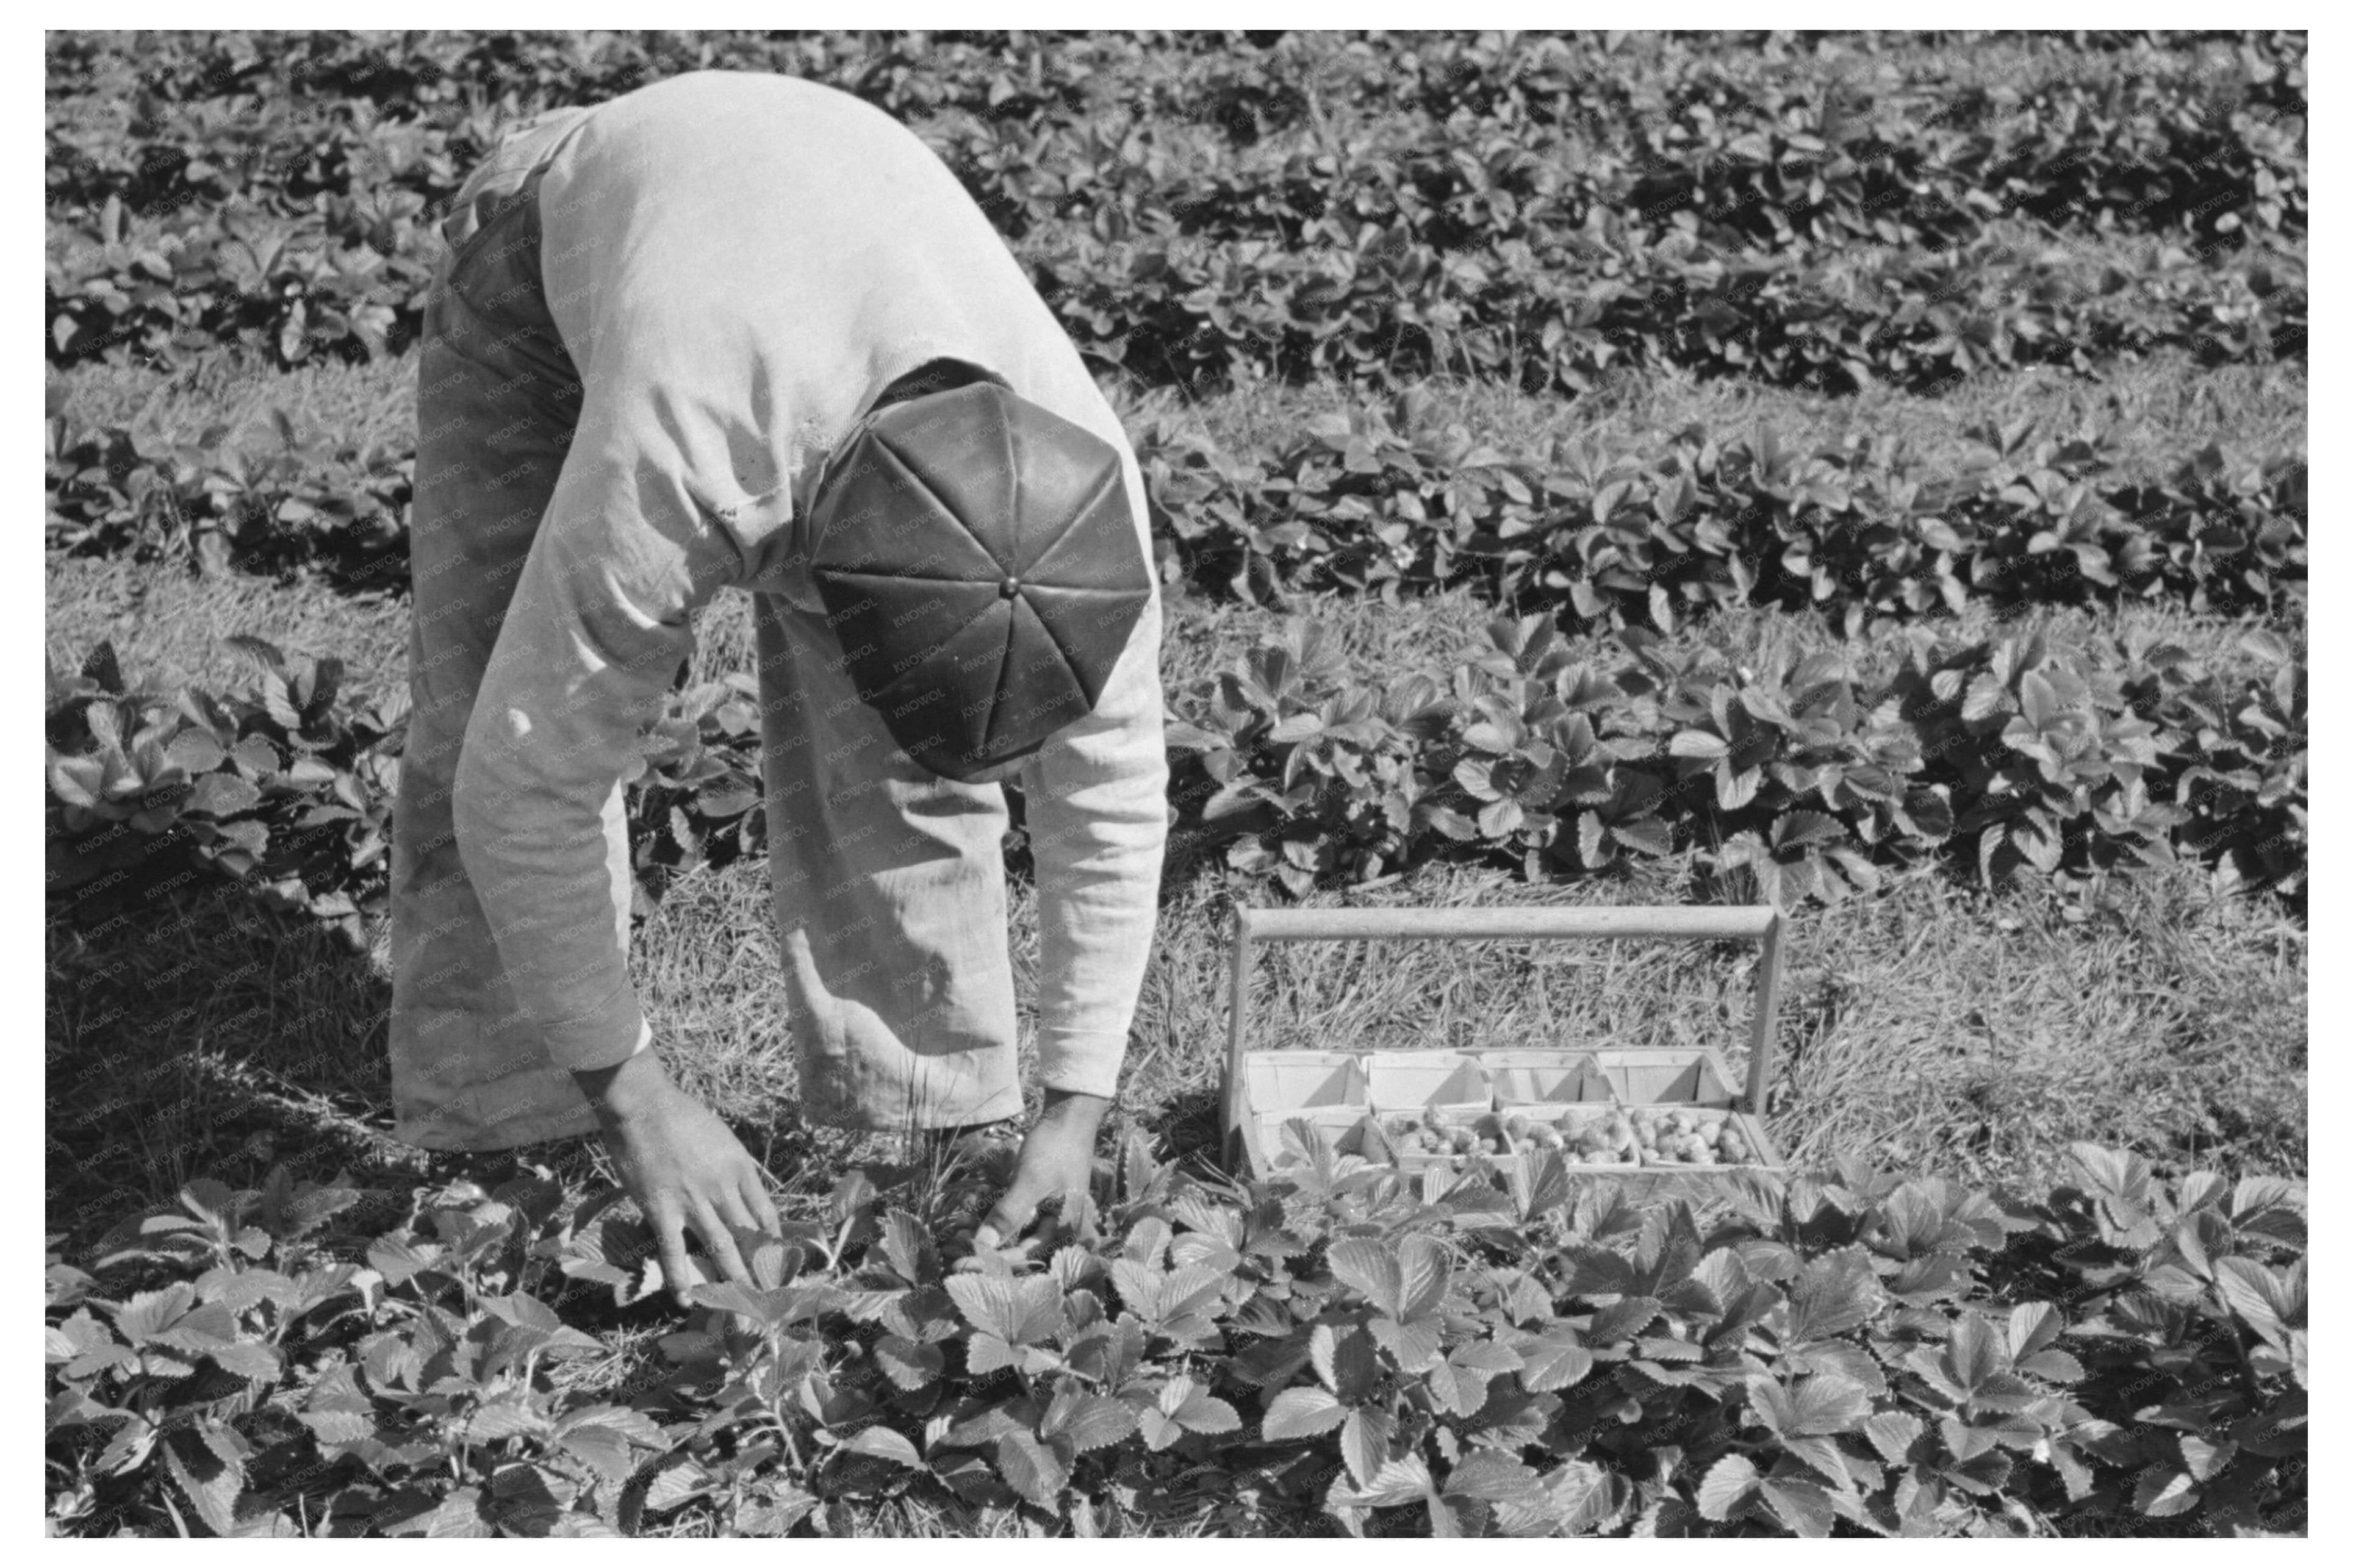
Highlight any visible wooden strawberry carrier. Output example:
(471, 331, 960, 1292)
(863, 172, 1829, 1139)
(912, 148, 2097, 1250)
(1220, 904, 1791, 1200)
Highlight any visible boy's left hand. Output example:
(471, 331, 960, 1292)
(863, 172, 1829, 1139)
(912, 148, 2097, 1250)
(972, 1089, 1110, 1250)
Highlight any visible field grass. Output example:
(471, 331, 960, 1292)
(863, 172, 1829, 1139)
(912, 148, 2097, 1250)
(45, 328, 2310, 1257)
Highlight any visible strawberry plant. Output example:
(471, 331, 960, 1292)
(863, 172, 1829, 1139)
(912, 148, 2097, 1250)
(1165, 607, 2297, 911)
(48, 406, 412, 589)
(46, 591, 2306, 958)
(1163, 619, 1436, 894)
(45, 1128, 2306, 1536)
(620, 672, 767, 912)
(45, 637, 403, 950)
(2000, 1145, 2307, 1533)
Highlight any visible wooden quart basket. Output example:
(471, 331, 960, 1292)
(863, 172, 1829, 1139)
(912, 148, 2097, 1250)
(1219, 904, 1791, 1197)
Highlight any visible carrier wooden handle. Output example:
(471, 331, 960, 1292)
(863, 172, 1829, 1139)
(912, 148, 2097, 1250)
(1237, 905, 1775, 942)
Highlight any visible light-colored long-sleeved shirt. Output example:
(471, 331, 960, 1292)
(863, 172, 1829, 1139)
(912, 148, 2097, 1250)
(447, 71, 1168, 1102)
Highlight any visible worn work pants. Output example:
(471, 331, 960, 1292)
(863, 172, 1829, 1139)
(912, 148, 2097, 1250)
(387, 115, 1027, 1151)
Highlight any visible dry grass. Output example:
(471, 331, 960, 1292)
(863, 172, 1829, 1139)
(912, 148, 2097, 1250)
(52, 348, 417, 456)
(45, 551, 411, 708)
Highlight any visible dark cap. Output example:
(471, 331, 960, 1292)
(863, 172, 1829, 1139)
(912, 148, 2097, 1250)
(806, 381, 1151, 782)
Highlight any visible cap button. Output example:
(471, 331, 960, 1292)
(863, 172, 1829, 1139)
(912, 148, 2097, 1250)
(999, 576, 1020, 598)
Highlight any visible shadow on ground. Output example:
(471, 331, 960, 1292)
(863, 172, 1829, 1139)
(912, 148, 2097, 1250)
(40, 867, 1094, 1269)
(46, 871, 650, 1259)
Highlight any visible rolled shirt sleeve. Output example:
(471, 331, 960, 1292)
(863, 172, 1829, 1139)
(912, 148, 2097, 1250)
(1018, 584, 1171, 1100)
(448, 407, 742, 1073)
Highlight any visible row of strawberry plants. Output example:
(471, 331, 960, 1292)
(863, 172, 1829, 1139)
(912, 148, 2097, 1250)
(1026, 33, 2308, 255)
(43, 638, 403, 954)
(45, 151, 2308, 399)
(44, 145, 2304, 395)
(41, 589, 2306, 962)
(48, 30, 2306, 254)
(45, 33, 2305, 385)
(1158, 610, 2305, 909)
(1311, 31, 2305, 197)
(1136, 399, 2305, 624)
(1025, 216, 2303, 399)
(45, 401, 413, 589)
(47, 390, 2307, 633)
(45, 1136, 2306, 1536)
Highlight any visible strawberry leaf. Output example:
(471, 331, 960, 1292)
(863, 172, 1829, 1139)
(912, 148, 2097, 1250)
(1263, 1386, 1351, 1441)
(1340, 1406, 1396, 1489)
(1696, 1453, 1757, 1522)
(875, 1335, 944, 1391)
(844, 1427, 925, 1470)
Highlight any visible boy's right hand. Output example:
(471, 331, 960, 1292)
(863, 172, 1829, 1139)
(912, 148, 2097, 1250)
(575, 1050, 780, 1306)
